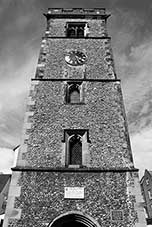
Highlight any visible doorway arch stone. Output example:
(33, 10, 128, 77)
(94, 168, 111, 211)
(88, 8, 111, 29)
(48, 211, 100, 227)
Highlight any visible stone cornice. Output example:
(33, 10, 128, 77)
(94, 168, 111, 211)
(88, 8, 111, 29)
(43, 8, 111, 20)
(12, 167, 138, 173)
(31, 78, 120, 82)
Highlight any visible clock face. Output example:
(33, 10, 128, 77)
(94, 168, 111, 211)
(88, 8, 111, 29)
(65, 50, 86, 66)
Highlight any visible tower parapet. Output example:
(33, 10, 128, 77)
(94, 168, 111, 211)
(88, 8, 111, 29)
(44, 8, 110, 19)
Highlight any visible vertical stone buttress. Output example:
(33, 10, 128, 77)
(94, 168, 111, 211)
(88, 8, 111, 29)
(3, 8, 146, 227)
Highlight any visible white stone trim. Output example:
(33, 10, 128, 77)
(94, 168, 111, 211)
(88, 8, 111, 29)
(126, 172, 147, 227)
(20, 144, 28, 153)
(42, 39, 47, 43)
(8, 186, 21, 197)
(23, 111, 34, 124)
(11, 172, 21, 185)
(22, 122, 32, 130)
(27, 97, 35, 106)
(37, 63, 45, 67)
(45, 30, 50, 34)
(3, 172, 22, 226)
(31, 80, 40, 86)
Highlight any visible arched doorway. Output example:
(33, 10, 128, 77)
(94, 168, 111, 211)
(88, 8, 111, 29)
(49, 213, 98, 227)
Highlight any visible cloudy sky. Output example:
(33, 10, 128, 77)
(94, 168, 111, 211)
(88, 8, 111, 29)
(0, 0, 152, 177)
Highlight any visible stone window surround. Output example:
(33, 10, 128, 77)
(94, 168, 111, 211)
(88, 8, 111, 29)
(65, 81, 84, 104)
(62, 129, 91, 167)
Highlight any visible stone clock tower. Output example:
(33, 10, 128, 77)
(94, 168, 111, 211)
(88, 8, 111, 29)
(4, 8, 146, 227)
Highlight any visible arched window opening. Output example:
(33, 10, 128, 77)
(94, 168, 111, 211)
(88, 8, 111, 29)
(77, 27, 84, 37)
(66, 22, 87, 38)
(62, 129, 91, 168)
(69, 134, 82, 166)
(69, 84, 80, 103)
(65, 82, 82, 104)
(67, 27, 76, 37)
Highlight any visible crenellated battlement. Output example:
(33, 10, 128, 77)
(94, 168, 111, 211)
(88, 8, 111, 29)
(44, 8, 110, 19)
(48, 8, 106, 14)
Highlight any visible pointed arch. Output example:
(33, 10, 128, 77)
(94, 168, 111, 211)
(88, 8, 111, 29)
(69, 134, 82, 165)
(77, 26, 84, 37)
(66, 22, 86, 38)
(67, 27, 76, 37)
(62, 129, 91, 167)
(65, 82, 83, 104)
(69, 84, 80, 103)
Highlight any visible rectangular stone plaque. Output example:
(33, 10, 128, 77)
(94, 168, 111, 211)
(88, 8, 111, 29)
(64, 187, 84, 199)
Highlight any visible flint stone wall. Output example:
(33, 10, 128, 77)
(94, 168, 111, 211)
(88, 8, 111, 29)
(20, 81, 133, 168)
(36, 38, 115, 80)
(47, 18, 107, 37)
(9, 171, 138, 227)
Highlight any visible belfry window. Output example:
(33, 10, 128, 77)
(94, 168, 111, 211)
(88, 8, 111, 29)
(66, 22, 89, 38)
(65, 82, 83, 104)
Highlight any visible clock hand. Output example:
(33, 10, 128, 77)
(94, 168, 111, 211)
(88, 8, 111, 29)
(75, 55, 79, 60)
